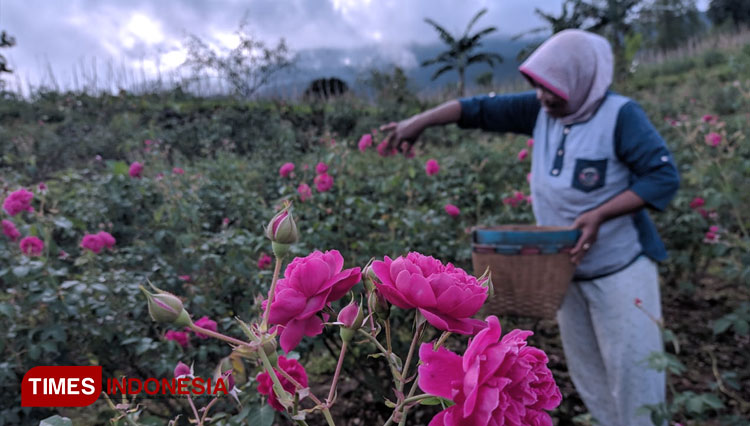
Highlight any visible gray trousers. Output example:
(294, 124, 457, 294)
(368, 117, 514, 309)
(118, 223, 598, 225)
(557, 255, 666, 426)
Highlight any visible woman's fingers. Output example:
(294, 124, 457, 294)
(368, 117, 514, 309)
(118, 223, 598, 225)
(379, 121, 397, 132)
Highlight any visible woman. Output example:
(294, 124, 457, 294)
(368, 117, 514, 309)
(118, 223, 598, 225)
(381, 29, 679, 425)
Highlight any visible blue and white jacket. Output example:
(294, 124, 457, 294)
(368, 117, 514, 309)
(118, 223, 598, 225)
(458, 91, 680, 279)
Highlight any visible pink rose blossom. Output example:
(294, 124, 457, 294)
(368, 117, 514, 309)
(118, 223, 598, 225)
(315, 162, 328, 175)
(517, 148, 529, 161)
(705, 132, 722, 147)
(377, 139, 396, 157)
(257, 356, 308, 411)
(20, 236, 44, 257)
(178, 275, 191, 282)
(267, 250, 361, 353)
(3, 188, 34, 216)
(258, 253, 272, 270)
(172, 167, 184, 175)
(689, 197, 705, 209)
(358, 134, 373, 152)
(144, 139, 153, 146)
(425, 159, 440, 176)
(371, 252, 488, 335)
(297, 183, 312, 202)
(37, 182, 48, 193)
(337, 302, 360, 328)
(279, 162, 295, 178)
(2, 220, 20, 242)
(704, 226, 720, 243)
(418, 316, 561, 426)
(314, 173, 334, 192)
(80, 234, 104, 253)
(129, 161, 143, 178)
(702, 114, 717, 124)
(165, 330, 190, 348)
(527, 138, 534, 147)
(174, 361, 192, 378)
(223, 217, 230, 226)
(444, 204, 461, 218)
(192, 316, 218, 339)
(97, 231, 116, 249)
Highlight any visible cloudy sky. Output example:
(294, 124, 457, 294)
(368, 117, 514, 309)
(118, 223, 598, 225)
(1, 0, 710, 93)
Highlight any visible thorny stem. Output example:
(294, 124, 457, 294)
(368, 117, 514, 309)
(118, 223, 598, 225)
(385, 318, 393, 354)
(399, 318, 425, 393)
(277, 367, 324, 406)
(261, 256, 284, 331)
(706, 347, 750, 410)
(102, 392, 139, 426)
(188, 323, 249, 347)
(187, 395, 201, 426)
(326, 340, 347, 406)
(398, 378, 423, 426)
(357, 329, 401, 382)
(199, 397, 219, 426)
(383, 393, 434, 426)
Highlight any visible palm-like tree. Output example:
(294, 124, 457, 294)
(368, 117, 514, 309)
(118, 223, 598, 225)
(422, 9, 503, 96)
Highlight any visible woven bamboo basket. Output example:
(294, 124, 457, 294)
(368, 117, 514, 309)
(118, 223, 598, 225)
(472, 225, 580, 320)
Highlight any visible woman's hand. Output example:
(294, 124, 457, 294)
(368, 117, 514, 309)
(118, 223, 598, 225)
(379, 115, 426, 154)
(570, 209, 604, 265)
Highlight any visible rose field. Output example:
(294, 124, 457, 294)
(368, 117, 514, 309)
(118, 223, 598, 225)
(2, 41, 750, 426)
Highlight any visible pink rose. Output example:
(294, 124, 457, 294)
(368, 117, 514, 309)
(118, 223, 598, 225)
(315, 162, 328, 175)
(267, 250, 361, 353)
(129, 161, 143, 178)
(702, 114, 717, 124)
(337, 302, 361, 328)
(97, 231, 116, 249)
(192, 316, 217, 339)
(258, 253, 272, 270)
(144, 139, 153, 146)
(165, 330, 190, 348)
(425, 159, 440, 176)
(418, 316, 561, 426)
(20, 236, 44, 256)
(297, 183, 312, 202)
(527, 138, 534, 147)
(257, 356, 308, 411)
(279, 162, 295, 178)
(38, 182, 48, 193)
(3, 188, 34, 216)
(517, 148, 529, 161)
(444, 204, 460, 218)
(705, 132, 722, 147)
(377, 139, 396, 157)
(178, 275, 191, 282)
(358, 134, 373, 152)
(371, 252, 487, 334)
(172, 167, 184, 175)
(2, 219, 20, 242)
(314, 173, 334, 192)
(174, 361, 192, 378)
(223, 217, 230, 226)
(81, 234, 105, 254)
(689, 197, 705, 209)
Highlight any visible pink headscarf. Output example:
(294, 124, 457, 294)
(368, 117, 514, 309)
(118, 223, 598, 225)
(519, 29, 613, 125)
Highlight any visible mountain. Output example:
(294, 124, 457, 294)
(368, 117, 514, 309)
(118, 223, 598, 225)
(266, 36, 537, 97)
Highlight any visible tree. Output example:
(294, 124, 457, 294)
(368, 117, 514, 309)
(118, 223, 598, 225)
(638, 0, 704, 51)
(421, 8, 503, 96)
(183, 21, 293, 98)
(708, 0, 750, 28)
(0, 31, 16, 90)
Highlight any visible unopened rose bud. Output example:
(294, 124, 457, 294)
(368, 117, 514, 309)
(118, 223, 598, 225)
(213, 357, 237, 394)
(265, 205, 298, 245)
(338, 301, 365, 343)
(362, 260, 376, 293)
(368, 290, 390, 321)
(174, 361, 193, 379)
(140, 285, 192, 327)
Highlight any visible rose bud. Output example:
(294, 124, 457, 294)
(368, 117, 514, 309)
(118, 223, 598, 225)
(265, 205, 298, 245)
(140, 285, 192, 327)
(337, 301, 365, 343)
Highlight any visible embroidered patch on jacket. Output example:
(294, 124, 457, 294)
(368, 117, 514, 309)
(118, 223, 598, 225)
(572, 158, 608, 192)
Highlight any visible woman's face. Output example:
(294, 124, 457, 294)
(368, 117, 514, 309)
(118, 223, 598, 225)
(534, 85, 568, 118)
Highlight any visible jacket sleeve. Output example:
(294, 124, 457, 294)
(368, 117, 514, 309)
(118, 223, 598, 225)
(457, 91, 541, 136)
(615, 101, 680, 211)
